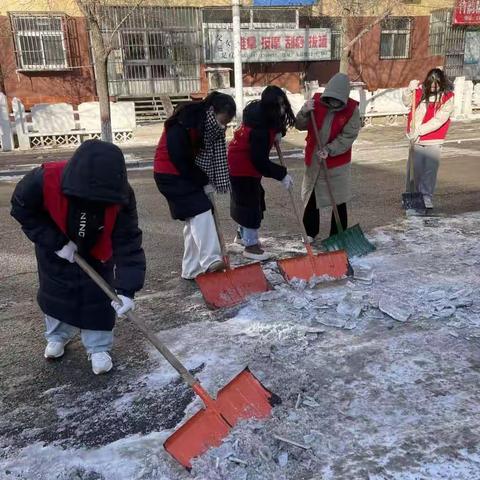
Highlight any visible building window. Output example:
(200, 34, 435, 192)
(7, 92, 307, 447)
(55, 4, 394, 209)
(429, 9, 451, 56)
(10, 14, 69, 71)
(380, 17, 412, 60)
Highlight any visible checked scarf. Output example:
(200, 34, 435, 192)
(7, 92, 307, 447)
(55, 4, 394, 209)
(195, 107, 230, 193)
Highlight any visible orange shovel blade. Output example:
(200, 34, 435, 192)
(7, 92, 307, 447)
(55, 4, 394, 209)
(164, 368, 280, 469)
(196, 263, 270, 309)
(277, 250, 349, 282)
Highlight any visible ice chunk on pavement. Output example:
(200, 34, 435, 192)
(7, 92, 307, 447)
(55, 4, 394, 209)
(337, 292, 363, 319)
(353, 265, 373, 284)
(278, 452, 288, 468)
(379, 296, 413, 322)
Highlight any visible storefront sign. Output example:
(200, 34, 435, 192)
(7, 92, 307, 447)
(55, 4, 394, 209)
(205, 28, 331, 63)
(453, 0, 480, 25)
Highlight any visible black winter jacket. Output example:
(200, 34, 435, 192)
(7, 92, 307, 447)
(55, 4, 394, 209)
(230, 102, 286, 229)
(154, 103, 212, 221)
(10, 140, 146, 331)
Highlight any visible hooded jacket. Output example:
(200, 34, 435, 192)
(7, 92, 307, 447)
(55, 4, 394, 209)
(296, 73, 361, 169)
(11, 140, 146, 331)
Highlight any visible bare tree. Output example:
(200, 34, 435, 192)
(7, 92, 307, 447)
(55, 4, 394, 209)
(326, 0, 405, 73)
(73, 0, 144, 142)
(0, 16, 17, 94)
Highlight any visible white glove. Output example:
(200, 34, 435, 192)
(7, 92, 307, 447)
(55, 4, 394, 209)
(408, 79, 420, 90)
(275, 132, 283, 144)
(407, 130, 420, 142)
(302, 99, 315, 113)
(281, 174, 294, 190)
(111, 295, 135, 317)
(316, 148, 329, 161)
(55, 240, 77, 263)
(204, 184, 215, 195)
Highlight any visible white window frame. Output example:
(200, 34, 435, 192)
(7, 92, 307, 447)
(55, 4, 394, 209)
(379, 18, 412, 60)
(11, 14, 69, 71)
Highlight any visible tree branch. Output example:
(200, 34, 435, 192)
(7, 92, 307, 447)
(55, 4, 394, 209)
(343, 9, 391, 51)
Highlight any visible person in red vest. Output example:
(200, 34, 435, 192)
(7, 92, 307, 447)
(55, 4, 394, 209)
(228, 86, 296, 261)
(403, 68, 454, 210)
(11, 140, 146, 375)
(154, 92, 236, 280)
(295, 73, 361, 242)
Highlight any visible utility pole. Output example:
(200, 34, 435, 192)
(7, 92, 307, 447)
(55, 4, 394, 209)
(232, 0, 244, 120)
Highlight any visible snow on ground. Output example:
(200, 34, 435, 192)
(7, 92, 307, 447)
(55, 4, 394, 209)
(2, 213, 480, 480)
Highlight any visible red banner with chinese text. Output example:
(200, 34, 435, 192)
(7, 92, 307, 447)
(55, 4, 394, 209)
(454, 0, 480, 25)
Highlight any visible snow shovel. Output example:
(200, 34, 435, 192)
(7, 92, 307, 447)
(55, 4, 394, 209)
(309, 111, 375, 258)
(402, 91, 426, 213)
(195, 192, 269, 309)
(73, 252, 280, 470)
(274, 142, 349, 282)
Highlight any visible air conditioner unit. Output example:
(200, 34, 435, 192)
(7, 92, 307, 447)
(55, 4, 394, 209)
(206, 67, 232, 90)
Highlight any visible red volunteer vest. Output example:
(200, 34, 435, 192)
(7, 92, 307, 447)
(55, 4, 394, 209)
(154, 128, 200, 175)
(407, 88, 454, 142)
(305, 93, 358, 169)
(42, 161, 120, 262)
(227, 125, 277, 178)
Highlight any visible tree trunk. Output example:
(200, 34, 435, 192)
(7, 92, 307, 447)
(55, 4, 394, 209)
(339, 15, 350, 75)
(90, 22, 113, 143)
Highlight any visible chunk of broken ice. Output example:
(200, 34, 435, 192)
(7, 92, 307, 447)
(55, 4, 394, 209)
(353, 265, 373, 284)
(278, 452, 289, 468)
(379, 296, 413, 322)
(336, 292, 362, 319)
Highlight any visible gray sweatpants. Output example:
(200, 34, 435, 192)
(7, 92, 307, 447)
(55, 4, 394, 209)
(44, 315, 113, 354)
(406, 144, 442, 199)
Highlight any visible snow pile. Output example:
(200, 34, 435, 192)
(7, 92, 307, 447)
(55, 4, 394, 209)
(2, 213, 480, 480)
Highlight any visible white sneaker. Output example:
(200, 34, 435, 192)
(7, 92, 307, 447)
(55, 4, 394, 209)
(90, 352, 113, 375)
(423, 195, 433, 209)
(243, 245, 272, 261)
(44, 341, 67, 359)
(206, 259, 226, 273)
(306, 236, 315, 244)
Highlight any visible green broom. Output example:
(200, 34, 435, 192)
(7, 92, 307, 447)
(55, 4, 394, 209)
(309, 111, 375, 258)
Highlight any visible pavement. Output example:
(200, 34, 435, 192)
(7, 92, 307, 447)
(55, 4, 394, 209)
(0, 120, 479, 479)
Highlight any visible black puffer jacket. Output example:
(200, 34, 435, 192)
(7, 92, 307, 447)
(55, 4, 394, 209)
(154, 103, 212, 221)
(230, 102, 286, 229)
(10, 140, 146, 331)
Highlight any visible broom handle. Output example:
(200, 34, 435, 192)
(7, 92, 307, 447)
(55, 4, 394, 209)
(409, 89, 417, 192)
(73, 252, 199, 388)
(309, 111, 344, 234)
(207, 192, 230, 269)
(275, 142, 314, 256)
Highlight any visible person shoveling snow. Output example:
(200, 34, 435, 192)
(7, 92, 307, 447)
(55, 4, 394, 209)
(10, 140, 146, 375)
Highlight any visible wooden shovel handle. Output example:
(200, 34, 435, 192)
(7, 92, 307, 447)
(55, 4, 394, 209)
(207, 192, 230, 269)
(309, 111, 344, 234)
(73, 252, 199, 388)
(409, 88, 417, 190)
(275, 142, 314, 256)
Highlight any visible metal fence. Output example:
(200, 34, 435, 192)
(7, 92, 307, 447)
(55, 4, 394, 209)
(429, 9, 466, 79)
(102, 6, 203, 97)
(9, 12, 79, 71)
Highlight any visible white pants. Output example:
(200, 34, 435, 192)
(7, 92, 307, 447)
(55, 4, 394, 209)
(182, 210, 222, 279)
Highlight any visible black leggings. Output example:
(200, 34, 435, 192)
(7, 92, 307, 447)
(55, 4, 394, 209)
(302, 192, 348, 238)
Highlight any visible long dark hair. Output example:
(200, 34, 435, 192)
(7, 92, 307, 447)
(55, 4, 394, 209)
(165, 91, 236, 130)
(422, 68, 449, 107)
(260, 85, 296, 133)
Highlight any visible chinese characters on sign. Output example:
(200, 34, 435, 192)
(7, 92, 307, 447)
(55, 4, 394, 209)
(205, 28, 331, 63)
(454, 0, 480, 25)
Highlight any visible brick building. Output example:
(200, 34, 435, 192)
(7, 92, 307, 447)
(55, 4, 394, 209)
(1, 0, 477, 118)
